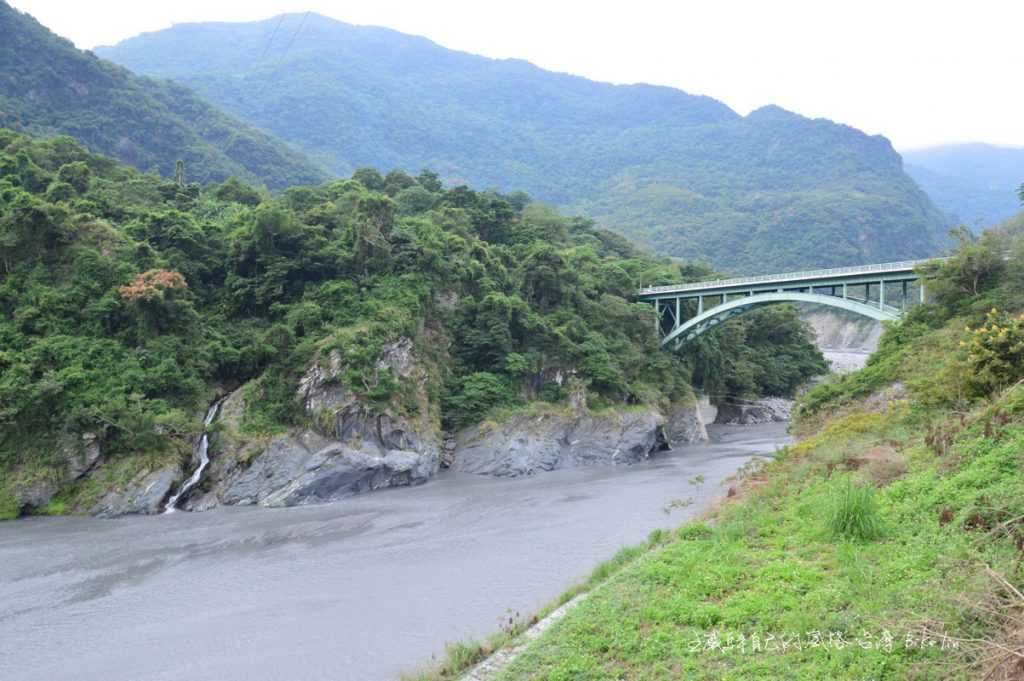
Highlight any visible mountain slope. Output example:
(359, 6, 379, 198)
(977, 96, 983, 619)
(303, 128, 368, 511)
(0, 1, 327, 189)
(97, 12, 950, 273)
(903, 143, 1024, 229)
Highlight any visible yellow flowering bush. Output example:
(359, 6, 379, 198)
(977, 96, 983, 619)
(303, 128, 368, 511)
(961, 308, 1024, 396)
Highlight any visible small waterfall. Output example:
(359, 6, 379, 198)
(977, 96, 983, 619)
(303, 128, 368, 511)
(164, 399, 223, 513)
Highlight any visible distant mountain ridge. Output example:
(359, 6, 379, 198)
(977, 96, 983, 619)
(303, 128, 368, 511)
(903, 143, 1024, 230)
(97, 12, 950, 273)
(0, 1, 327, 189)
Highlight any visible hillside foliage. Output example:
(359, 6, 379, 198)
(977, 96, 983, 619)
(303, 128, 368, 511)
(0, 1, 326, 190)
(0, 131, 826, 517)
(97, 13, 950, 273)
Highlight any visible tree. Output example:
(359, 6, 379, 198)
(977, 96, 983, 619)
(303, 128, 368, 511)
(394, 185, 435, 215)
(923, 227, 1006, 307)
(519, 243, 566, 310)
(56, 162, 91, 194)
(350, 194, 394, 274)
(443, 372, 514, 426)
(214, 177, 262, 206)
(119, 269, 195, 337)
(384, 170, 416, 196)
(352, 168, 385, 192)
(416, 170, 443, 193)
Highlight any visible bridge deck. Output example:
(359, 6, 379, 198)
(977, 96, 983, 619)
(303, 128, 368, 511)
(638, 258, 937, 299)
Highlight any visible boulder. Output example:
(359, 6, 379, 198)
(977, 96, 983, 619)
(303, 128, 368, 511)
(17, 477, 60, 510)
(664, 401, 708, 445)
(90, 466, 181, 517)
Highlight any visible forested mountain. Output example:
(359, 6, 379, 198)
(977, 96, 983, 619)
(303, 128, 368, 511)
(0, 129, 825, 518)
(903, 143, 1024, 230)
(97, 12, 950, 273)
(0, 1, 327, 190)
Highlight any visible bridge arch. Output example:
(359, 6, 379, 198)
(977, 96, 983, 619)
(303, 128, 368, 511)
(660, 292, 900, 348)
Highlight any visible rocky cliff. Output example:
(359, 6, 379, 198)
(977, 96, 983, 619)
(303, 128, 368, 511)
(450, 398, 707, 478)
(714, 397, 794, 425)
(6, 343, 710, 517)
(185, 338, 440, 511)
(801, 306, 882, 374)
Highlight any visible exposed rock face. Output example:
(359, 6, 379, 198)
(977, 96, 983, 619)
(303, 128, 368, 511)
(17, 478, 60, 510)
(802, 306, 882, 375)
(63, 432, 102, 480)
(8, 432, 103, 514)
(664, 401, 708, 445)
(90, 466, 181, 517)
(190, 338, 440, 510)
(803, 307, 882, 353)
(451, 407, 673, 477)
(215, 430, 434, 507)
(715, 398, 794, 425)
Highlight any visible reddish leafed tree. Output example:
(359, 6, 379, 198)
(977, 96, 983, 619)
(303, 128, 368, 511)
(119, 269, 187, 301)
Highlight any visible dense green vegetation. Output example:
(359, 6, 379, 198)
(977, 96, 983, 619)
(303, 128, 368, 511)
(904, 143, 1024, 230)
(0, 130, 826, 519)
(689, 304, 828, 400)
(414, 214, 1024, 680)
(97, 13, 950, 273)
(0, 1, 326, 190)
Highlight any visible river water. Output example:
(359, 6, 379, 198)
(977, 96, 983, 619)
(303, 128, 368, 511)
(0, 423, 789, 681)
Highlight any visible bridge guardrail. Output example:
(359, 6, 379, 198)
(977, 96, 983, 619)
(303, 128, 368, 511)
(639, 257, 949, 295)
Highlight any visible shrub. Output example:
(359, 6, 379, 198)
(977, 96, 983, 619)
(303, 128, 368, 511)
(963, 308, 1024, 397)
(0, 486, 20, 520)
(828, 479, 883, 541)
(443, 372, 515, 426)
(677, 522, 714, 540)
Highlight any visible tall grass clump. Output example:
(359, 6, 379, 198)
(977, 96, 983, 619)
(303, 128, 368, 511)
(828, 479, 884, 541)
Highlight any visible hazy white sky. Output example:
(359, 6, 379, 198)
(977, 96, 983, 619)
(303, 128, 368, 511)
(10, 0, 1024, 149)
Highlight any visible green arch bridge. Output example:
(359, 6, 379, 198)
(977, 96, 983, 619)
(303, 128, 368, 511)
(639, 259, 938, 348)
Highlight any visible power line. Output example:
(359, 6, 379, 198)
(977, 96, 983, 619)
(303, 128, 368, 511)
(279, 12, 310, 59)
(257, 14, 286, 64)
(212, 12, 312, 179)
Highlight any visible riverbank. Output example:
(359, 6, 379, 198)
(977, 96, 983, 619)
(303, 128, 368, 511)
(0, 423, 786, 681)
(423, 337, 1024, 678)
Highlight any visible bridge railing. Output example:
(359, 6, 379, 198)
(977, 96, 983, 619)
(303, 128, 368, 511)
(639, 257, 946, 295)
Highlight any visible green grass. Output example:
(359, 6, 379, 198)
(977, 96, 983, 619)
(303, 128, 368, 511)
(482, 391, 1024, 680)
(828, 480, 884, 541)
(0, 485, 19, 520)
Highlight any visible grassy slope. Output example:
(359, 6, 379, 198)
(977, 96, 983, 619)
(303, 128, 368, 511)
(494, 406, 1024, 679)
(412, 294, 1024, 680)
